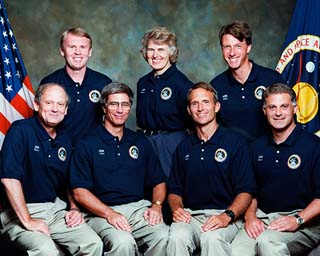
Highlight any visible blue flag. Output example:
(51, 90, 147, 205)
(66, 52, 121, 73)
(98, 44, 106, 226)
(0, 0, 34, 148)
(276, 0, 320, 136)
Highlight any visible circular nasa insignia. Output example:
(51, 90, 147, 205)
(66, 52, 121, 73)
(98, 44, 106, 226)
(129, 146, 139, 159)
(160, 87, 172, 100)
(89, 90, 101, 103)
(287, 154, 301, 170)
(214, 148, 227, 162)
(254, 86, 266, 100)
(58, 147, 67, 161)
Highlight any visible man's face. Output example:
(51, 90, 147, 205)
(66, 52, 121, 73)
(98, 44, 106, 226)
(146, 40, 172, 75)
(187, 88, 220, 127)
(221, 34, 251, 70)
(60, 33, 92, 71)
(103, 93, 131, 128)
(263, 93, 297, 132)
(34, 85, 68, 129)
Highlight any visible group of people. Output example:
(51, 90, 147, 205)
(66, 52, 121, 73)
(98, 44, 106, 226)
(0, 20, 319, 256)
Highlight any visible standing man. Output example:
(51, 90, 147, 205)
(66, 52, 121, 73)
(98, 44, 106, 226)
(0, 83, 103, 256)
(40, 27, 112, 145)
(137, 26, 193, 178)
(166, 82, 256, 255)
(70, 82, 169, 255)
(231, 83, 320, 256)
(210, 21, 284, 141)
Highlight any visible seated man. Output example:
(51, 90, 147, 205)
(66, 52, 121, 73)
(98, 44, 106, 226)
(166, 82, 256, 255)
(0, 83, 102, 256)
(70, 82, 169, 255)
(231, 83, 320, 255)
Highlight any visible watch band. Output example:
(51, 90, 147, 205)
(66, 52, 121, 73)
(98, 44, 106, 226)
(152, 200, 162, 206)
(224, 209, 235, 222)
(294, 214, 304, 226)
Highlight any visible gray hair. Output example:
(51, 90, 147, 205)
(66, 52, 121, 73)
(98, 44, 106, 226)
(100, 82, 134, 106)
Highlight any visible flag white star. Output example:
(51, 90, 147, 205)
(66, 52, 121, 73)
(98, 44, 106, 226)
(3, 31, 7, 37)
(4, 57, 9, 65)
(16, 70, 21, 78)
(15, 57, 19, 63)
(0, 17, 4, 25)
(6, 84, 13, 93)
(9, 29, 13, 37)
(3, 44, 8, 52)
(12, 43, 16, 50)
(4, 71, 11, 79)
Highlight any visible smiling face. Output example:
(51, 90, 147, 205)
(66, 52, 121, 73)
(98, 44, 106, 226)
(146, 40, 172, 75)
(103, 93, 131, 129)
(187, 88, 220, 128)
(263, 93, 297, 132)
(34, 85, 68, 130)
(60, 33, 92, 72)
(221, 34, 251, 71)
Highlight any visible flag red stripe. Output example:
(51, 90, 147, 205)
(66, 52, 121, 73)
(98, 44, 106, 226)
(23, 75, 34, 93)
(10, 94, 34, 118)
(0, 112, 11, 135)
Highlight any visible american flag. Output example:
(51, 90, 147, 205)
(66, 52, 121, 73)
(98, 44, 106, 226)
(0, 0, 34, 149)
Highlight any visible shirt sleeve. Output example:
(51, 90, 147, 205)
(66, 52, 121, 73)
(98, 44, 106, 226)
(69, 141, 94, 190)
(1, 123, 26, 180)
(167, 145, 184, 196)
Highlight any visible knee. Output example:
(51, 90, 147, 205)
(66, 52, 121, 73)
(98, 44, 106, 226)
(80, 235, 104, 256)
(168, 223, 193, 246)
(105, 231, 136, 252)
(256, 231, 286, 253)
(34, 240, 59, 256)
(201, 230, 224, 245)
(152, 224, 169, 243)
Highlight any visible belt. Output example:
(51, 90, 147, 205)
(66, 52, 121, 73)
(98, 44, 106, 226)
(138, 129, 171, 136)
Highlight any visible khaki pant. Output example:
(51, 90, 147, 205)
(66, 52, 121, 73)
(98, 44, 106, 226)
(231, 209, 320, 256)
(0, 197, 103, 256)
(166, 209, 243, 256)
(85, 199, 169, 256)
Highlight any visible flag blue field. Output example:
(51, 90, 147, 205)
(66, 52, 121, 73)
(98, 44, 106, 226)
(276, 0, 320, 136)
(0, 0, 34, 148)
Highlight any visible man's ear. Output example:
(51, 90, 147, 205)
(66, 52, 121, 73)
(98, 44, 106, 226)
(187, 105, 191, 116)
(33, 100, 39, 112)
(60, 47, 65, 57)
(214, 101, 221, 113)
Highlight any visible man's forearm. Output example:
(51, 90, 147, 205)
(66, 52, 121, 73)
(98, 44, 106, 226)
(1, 178, 32, 225)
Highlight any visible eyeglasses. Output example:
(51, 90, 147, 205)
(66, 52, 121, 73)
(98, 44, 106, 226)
(106, 101, 131, 110)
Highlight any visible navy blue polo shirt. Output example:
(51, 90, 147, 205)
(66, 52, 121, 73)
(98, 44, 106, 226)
(70, 125, 166, 206)
(136, 64, 193, 131)
(0, 116, 72, 203)
(251, 125, 320, 214)
(40, 67, 112, 144)
(210, 61, 284, 141)
(168, 126, 256, 210)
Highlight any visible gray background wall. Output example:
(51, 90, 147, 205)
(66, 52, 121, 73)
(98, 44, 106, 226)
(4, 0, 296, 129)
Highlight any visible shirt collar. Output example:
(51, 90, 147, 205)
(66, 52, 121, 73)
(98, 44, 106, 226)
(191, 126, 224, 145)
(148, 64, 177, 82)
(267, 125, 302, 147)
(97, 124, 134, 144)
(227, 60, 256, 85)
(31, 115, 56, 141)
(63, 66, 90, 85)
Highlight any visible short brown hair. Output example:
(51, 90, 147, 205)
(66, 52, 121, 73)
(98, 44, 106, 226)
(263, 83, 297, 107)
(219, 21, 252, 46)
(187, 82, 219, 105)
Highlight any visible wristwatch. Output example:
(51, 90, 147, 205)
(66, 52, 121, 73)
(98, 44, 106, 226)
(224, 209, 235, 223)
(152, 200, 162, 206)
(294, 214, 304, 226)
